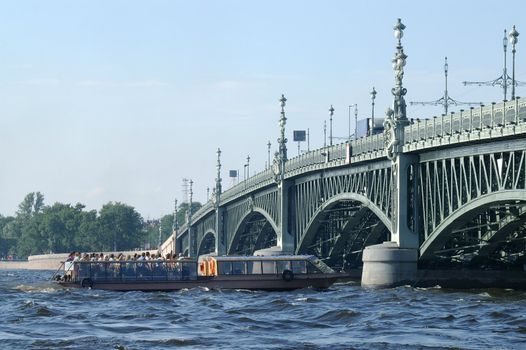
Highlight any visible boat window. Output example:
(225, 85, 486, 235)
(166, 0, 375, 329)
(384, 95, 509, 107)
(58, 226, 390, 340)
(232, 261, 246, 275)
(261, 260, 276, 274)
(276, 260, 291, 274)
(291, 260, 307, 274)
(218, 261, 233, 275)
(246, 261, 262, 274)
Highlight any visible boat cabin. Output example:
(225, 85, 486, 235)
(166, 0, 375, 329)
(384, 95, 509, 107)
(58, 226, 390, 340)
(198, 255, 335, 277)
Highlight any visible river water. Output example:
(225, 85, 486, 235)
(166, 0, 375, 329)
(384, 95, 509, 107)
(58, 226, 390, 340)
(1, 270, 525, 349)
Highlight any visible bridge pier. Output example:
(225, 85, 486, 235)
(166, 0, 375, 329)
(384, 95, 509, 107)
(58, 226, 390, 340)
(362, 242, 417, 288)
(361, 153, 419, 287)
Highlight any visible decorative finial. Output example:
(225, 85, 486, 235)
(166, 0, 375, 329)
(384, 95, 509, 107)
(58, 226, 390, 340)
(393, 18, 406, 44)
(329, 105, 334, 115)
(280, 94, 287, 109)
(509, 25, 519, 45)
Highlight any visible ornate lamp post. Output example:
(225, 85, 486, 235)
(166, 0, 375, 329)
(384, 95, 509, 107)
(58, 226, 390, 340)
(246, 155, 250, 178)
(370, 87, 377, 135)
(509, 25, 519, 100)
(213, 147, 224, 254)
(323, 120, 327, 147)
(329, 105, 334, 146)
(362, 18, 418, 289)
(266, 141, 271, 170)
(273, 94, 288, 182)
(271, 94, 292, 253)
(172, 198, 178, 255)
(463, 29, 525, 101)
(348, 104, 358, 140)
(187, 179, 194, 256)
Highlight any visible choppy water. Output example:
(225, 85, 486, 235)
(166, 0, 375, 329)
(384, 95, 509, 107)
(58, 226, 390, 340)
(1, 270, 525, 349)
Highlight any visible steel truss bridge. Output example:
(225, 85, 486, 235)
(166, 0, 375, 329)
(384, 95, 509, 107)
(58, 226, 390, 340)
(161, 98, 526, 270)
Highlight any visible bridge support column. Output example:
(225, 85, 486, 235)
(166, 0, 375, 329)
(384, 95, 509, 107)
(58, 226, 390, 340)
(215, 207, 226, 255)
(277, 181, 294, 253)
(188, 226, 196, 257)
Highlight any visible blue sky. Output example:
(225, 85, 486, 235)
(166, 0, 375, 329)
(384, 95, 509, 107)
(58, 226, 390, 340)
(1, 0, 525, 218)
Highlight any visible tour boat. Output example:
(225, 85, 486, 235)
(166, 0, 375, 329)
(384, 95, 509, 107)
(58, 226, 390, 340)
(53, 254, 341, 291)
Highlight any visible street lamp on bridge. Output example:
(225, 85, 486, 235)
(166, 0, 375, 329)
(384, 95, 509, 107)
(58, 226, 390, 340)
(266, 141, 271, 170)
(323, 120, 327, 147)
(509, 25, 519, 100)
(329, 105, 334, 146)
(370, 87, 377, 136)
(348, 104, 358, 140)
(463, 28, 525, 101)
(244, 155, 250, 180)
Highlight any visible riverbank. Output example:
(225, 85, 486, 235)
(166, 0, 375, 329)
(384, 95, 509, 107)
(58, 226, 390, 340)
(0, 251, 158, 271)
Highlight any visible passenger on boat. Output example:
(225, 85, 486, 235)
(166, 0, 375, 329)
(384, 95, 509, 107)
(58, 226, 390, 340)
(78, 253, 90, 280)
(64, 252, 75, 282)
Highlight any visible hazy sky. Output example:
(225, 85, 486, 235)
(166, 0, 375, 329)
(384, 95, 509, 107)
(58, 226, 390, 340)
(1, 0, 525, 218)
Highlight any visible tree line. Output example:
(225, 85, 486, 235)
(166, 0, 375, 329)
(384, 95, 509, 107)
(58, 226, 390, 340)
(0, 192, 201, 259)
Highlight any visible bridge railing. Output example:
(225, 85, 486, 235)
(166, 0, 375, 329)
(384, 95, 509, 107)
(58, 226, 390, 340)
(403, 98, 526, 144)
(285, 134, 386, 175)
(183, 134, 387, 228)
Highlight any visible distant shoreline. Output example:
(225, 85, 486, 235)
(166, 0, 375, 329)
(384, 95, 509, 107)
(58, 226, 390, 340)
(0, 250, 158, 271)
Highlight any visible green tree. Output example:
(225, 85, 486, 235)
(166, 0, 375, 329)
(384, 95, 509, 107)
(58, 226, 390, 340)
(98, 202, 143, 251)
(11, 192, 47, 256)
(37, 203, 87, 253)
(17, 192, 44, 219)
(0, 215, 16, 258)
(1, 216, 19, 257)
(74, 209, 100, 251)
(16, 214, 45, 256)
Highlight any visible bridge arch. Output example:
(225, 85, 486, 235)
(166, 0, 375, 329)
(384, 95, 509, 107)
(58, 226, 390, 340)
(420, 190, 526, 260)
(296, 192, 391, 255)
(197, 230, 216, 256)
(228, 208, 278, 255)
